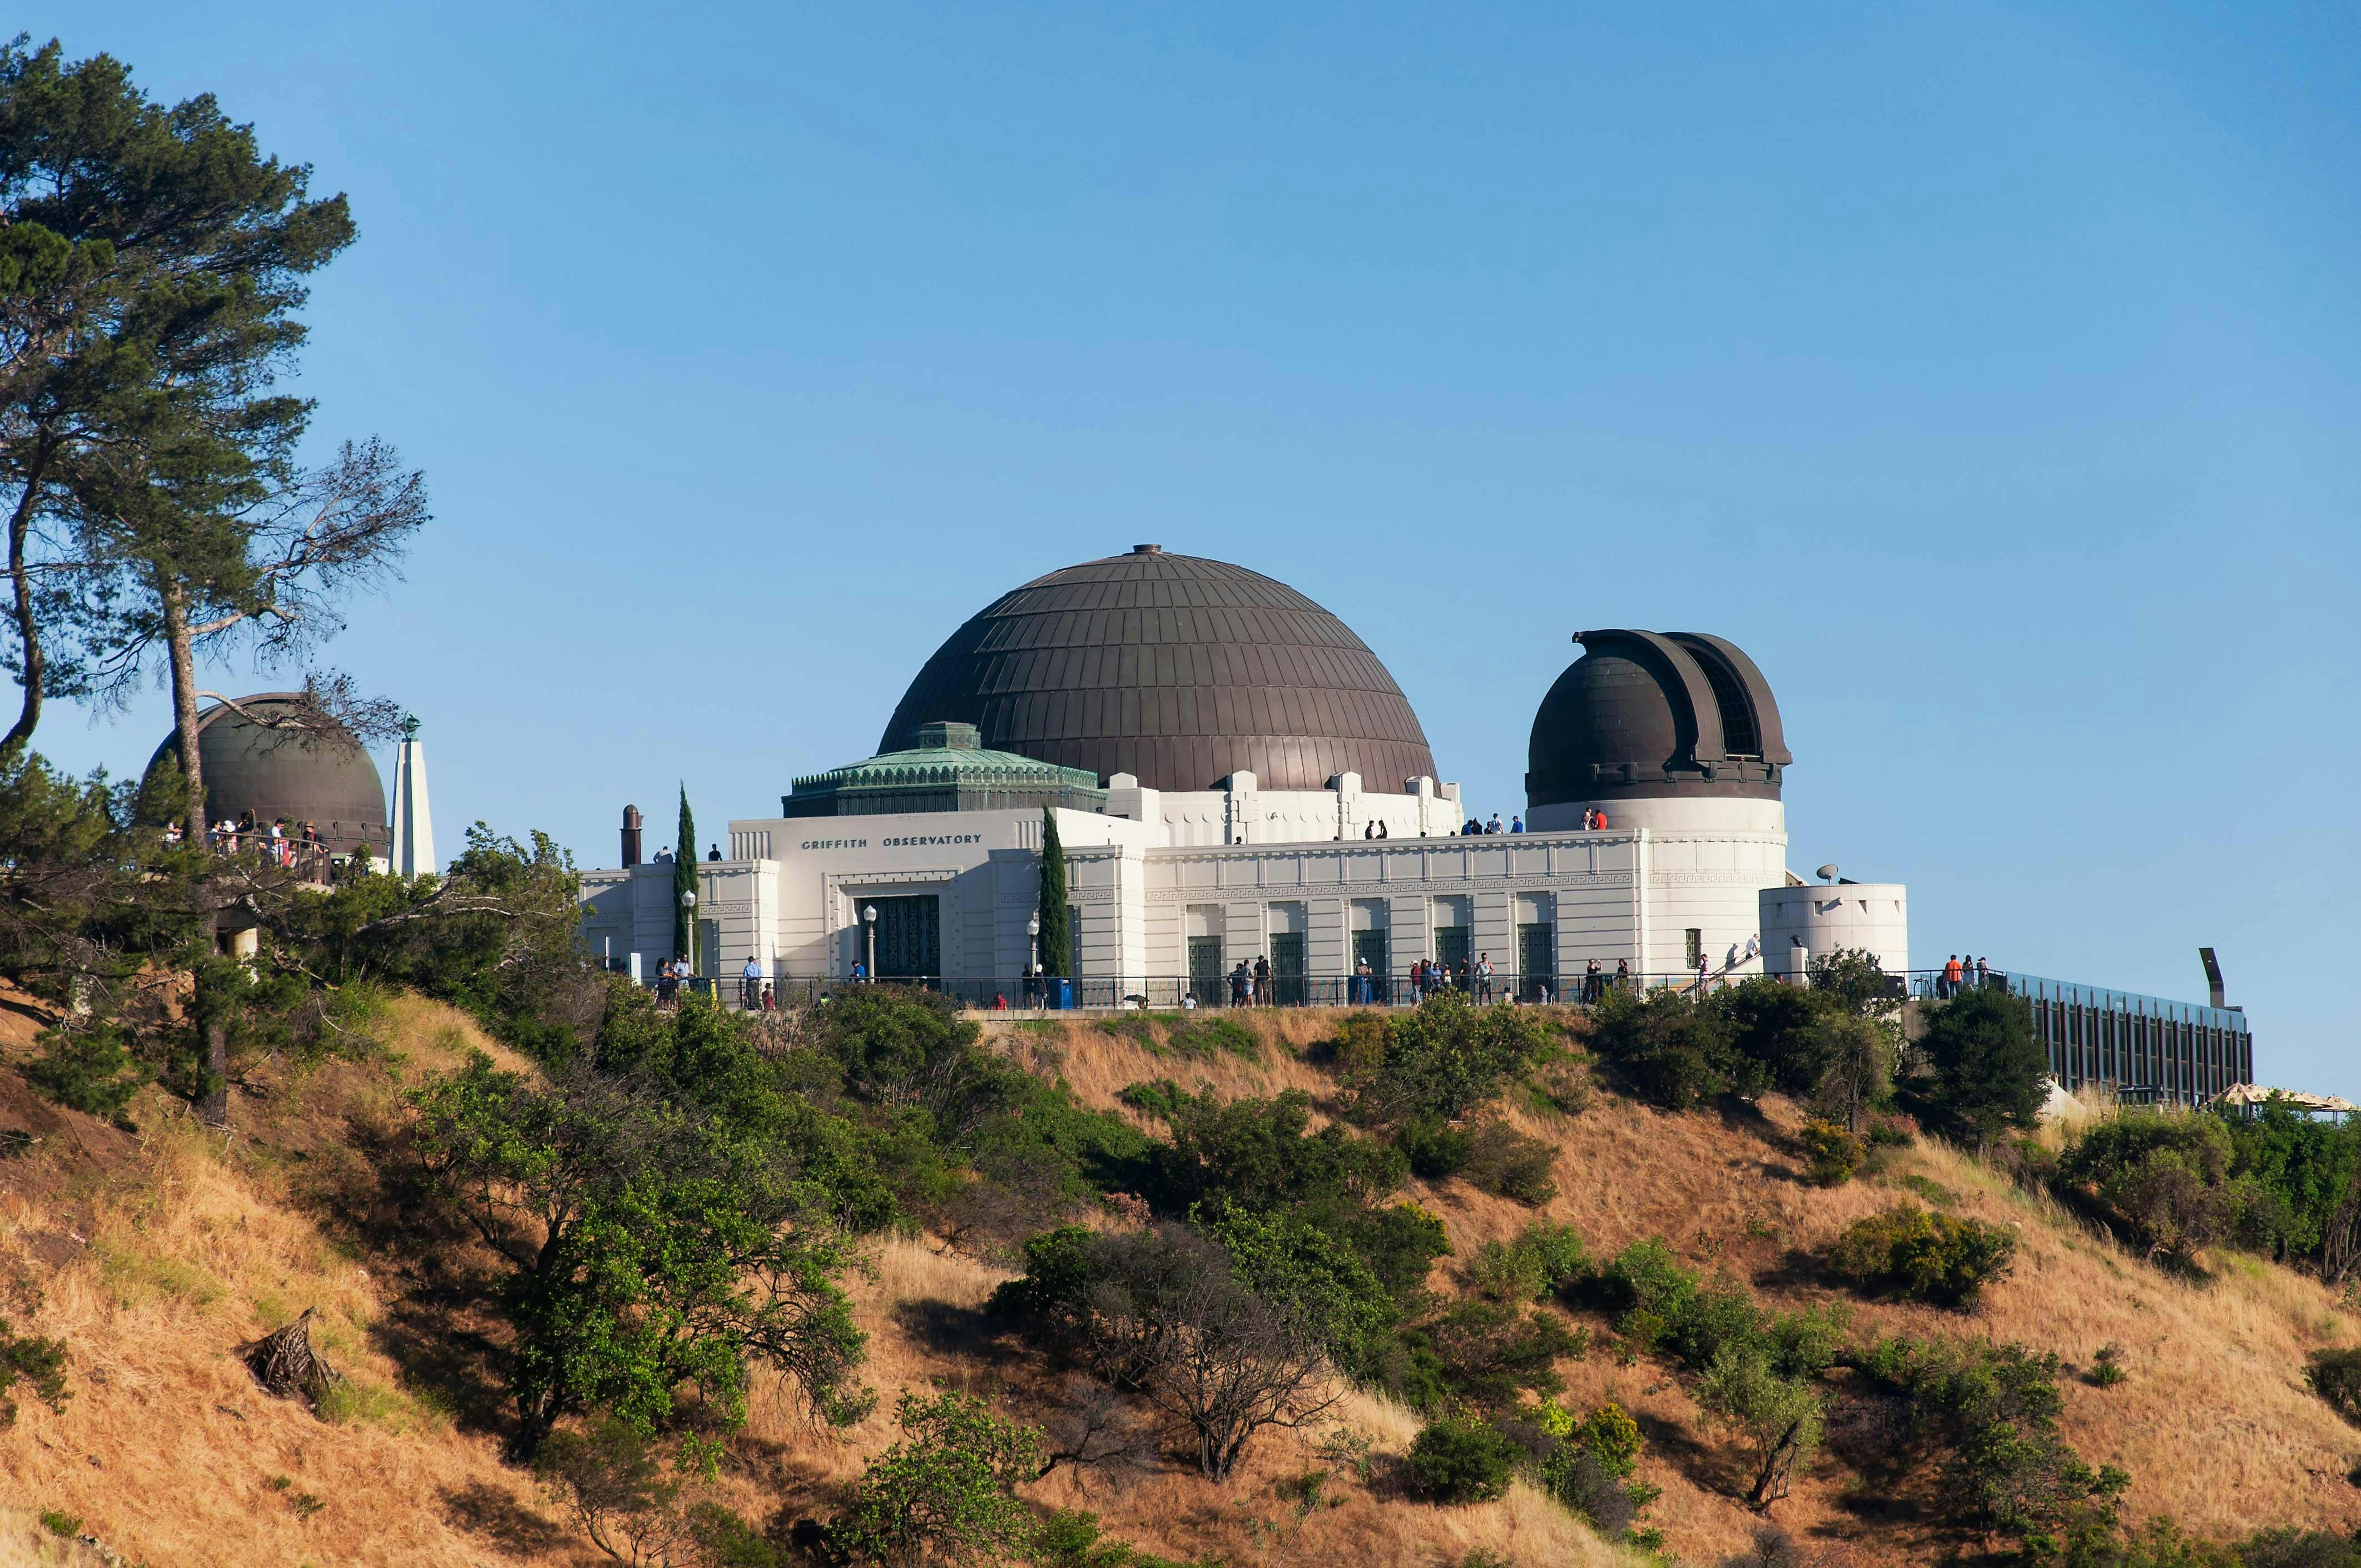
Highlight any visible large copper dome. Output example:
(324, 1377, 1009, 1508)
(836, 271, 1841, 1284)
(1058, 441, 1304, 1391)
(878, 547, 1439, 794)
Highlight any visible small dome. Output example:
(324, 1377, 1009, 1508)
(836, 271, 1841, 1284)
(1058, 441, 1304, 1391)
(878, 548, 1439, 793)
(1525, 631, 1789, 807)
(145, 694, 388, 854)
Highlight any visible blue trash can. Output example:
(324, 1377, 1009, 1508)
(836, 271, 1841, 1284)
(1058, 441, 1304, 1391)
(1049, 978, 1073, 1010)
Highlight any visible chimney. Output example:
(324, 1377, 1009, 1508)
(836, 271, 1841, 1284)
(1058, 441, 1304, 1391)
(622, 805, 643, 867)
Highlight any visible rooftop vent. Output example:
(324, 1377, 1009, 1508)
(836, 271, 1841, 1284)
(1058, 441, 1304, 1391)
(1131, 543, 1163, 554)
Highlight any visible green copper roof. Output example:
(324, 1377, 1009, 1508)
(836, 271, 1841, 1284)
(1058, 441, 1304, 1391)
(791, 721, 1099, 793)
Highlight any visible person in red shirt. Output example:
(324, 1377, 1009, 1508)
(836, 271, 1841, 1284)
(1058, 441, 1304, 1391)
(1942, 954, 1963, 1000)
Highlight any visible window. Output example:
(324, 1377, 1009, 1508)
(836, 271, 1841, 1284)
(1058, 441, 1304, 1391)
(1684, 928, 1703, 970)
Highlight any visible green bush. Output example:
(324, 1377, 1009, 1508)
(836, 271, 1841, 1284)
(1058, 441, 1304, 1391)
(1405, 1416, 1519, 1503)
(1402, 1298, 1585, 1411)
(828, 1391, 1046, 1566)
(38, 1511, 79, 1537)
(2086, 1342, 2128, 1390)
(1904, 987, 2047, 1148)
(1855, 1333, 2123, 1542)
(2059, 1111, 2240, 1268)
(1167, 1015, 1258, 1059)
(2308, 1346, 2361, 1427)
(1799, 1118, 1866, 1185)
(1461, 1121, 1558, 1205)
(1585, 988, 1740, 1110)
(1398, 1115, 1475, 1180)
(0, 1318, 68, 1427)
(1827, 1202, 2015, 1307)
(1340, 992, 1556, 1128)
(24, 1021, 144, 1122)
(1466, 1222, 1588, 1303)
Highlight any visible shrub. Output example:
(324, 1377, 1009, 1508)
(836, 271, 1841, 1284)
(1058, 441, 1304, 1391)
(2308, 1346, 2361, 1427)
(1202, 1203, 1399, 1379)
(1698, 1344, 1824, 1507)
(1906, 988, 2046, 1148)
(24, 1021, 144, 1122)
(1799, 1119, 1866, 1186)
(2086, 1342, 2127, 1389)
(1827, 1203, 2015, 1307)
(1461, 1121, 1558, 1205)
(1149, 1089, 1406, 1216)
(1531, 1399, 1655, 1533)
(1466, 1222, 1589, 1303)
(1894, 1173, 1960, 1208)
(1710, 976, 1833, 1098)
(1398, 1116, 1474, 1180)
(1586, 987, 1741, 1110)
(2059, 1111, 2240, 1267)
(1855, 1334, 2122, 1542)
(1339, 991, 1554, 1128)
(1403, 1299, 1585, 1410)
(829, 1391, 1046, 1565)
(1604, 1238, 1700, 1353)
(38, 1511, 79, 1537)
(0, 1318, 68, 1426)
(1405, 1416, 1519, 1503)
(1165, 1016, 1258, 1060)
(1864, 1113, 1916, 1148)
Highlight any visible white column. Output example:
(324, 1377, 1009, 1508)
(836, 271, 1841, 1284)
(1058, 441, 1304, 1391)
(390, 717, 438, 878)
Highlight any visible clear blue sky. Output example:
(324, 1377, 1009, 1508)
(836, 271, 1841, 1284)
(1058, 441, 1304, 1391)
(17, 5, 2358, 1090)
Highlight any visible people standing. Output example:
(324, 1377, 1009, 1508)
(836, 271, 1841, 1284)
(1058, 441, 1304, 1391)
(1475, 952, 1494, 1003)
(1975, 956, 1990, 989)
(1376, 820, 1388, 838)
(741, 956, 763, 1009)
(1510, 815, 1524, 833)
(1253, 954, 1271, 1005)
(1583, 957, 1602, 1004)
(1614, 958, 1630, 991)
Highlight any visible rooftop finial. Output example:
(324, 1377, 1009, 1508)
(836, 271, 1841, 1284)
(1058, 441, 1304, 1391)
(401, 712, 421, 741)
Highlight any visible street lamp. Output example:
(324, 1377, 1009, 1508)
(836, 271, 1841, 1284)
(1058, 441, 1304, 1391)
(680, 888, 697, 980)
(1026, 911, 1040, 996)
(863, 903, 878, 982)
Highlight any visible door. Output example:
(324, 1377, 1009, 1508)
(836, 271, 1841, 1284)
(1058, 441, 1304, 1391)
(867, 895, 940, 983)
(1270, 931, 1306, 1006)
(1188, 935, 1223, 1006)
(1517, 922, 1554, 1001)
(1352, 929, 1390, 1004)
(1434, 924, 1471, 983)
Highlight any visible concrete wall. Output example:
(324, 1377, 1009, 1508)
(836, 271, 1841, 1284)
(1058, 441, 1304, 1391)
(1759, 882, 1910, 977)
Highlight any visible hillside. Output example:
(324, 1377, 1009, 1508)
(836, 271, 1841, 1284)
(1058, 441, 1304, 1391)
(0, 998, 2354, 1567)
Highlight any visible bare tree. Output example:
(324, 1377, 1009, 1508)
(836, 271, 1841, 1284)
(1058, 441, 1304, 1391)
(1081, 1225, 1338, 1480)
(74, 437, 426, 819)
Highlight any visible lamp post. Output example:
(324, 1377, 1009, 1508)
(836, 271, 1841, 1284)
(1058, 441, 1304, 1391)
(681, 888, 697, 983)
(863, 902, 878, 982)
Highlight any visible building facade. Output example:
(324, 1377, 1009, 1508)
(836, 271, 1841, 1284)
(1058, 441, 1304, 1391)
(579, 547, 1810, 996)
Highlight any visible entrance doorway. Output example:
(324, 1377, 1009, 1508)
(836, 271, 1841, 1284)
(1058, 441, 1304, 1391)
(865, 895, 940, 981)
(1270, 931, 1306, 1006)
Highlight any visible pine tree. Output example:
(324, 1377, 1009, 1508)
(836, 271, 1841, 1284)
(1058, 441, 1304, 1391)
(673, 784, 696, 970)
(1036, 808, 1070, 978)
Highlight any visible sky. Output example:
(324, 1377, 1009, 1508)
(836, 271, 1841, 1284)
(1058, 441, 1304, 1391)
(16, 4, 2359, 1089)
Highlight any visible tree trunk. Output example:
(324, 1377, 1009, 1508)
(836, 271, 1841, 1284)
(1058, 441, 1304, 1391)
(1, 438, 56, 770)
(161, 573, 231, 1127)
(160, 573, 207, 822)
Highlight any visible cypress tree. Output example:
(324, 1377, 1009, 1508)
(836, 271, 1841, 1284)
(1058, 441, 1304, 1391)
(1036, 808, 1070, 977)
(674, 784, 696, 969)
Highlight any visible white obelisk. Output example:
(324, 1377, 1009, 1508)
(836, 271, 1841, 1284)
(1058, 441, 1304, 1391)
(390, 713, 437, 878)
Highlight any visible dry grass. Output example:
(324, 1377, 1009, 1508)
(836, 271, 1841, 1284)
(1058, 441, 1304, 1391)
(0, 995, 2352, 1566)
(981, 1005, 2361, 1562)
(0, 995, 584, 1568)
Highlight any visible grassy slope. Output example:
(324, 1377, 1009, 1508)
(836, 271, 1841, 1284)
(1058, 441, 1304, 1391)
(0, 999, 2352, 1567)
(987, 1010, 2361, 1564)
